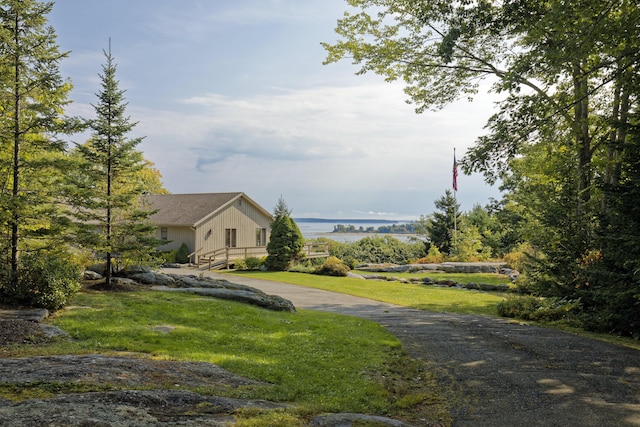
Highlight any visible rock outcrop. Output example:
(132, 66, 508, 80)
(156, 274, 297, 312)
(82, 267, 296, 312)
(357, 262, 508, 274)
(355, 262, 518, 292)
(0, 355, 287, 427)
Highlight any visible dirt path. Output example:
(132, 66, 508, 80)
(181, 270, 640, 427)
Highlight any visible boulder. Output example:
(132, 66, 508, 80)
(125, 265, 152, 275)
(128, 272, 157, 285)
(110, 277, 140, 287)
(86, 263, 107, 275)
(312, 413, 415, 426)
(129, 272, 175, 287)
(437, 279, 458, 287)
(169, 274, 226, 289)
(0, 308, 49, 322)
(500, 267, 521, 282)
(153, 273, 176, 287)
(83, 270, 103, 280)
(158, 287, 296, 313)
(163, 263, 183, 269)
(155, 274, 297, 312)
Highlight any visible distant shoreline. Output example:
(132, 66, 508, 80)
(294, 218, 412, 224)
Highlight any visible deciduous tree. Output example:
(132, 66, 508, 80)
(324, 0, 640, 334)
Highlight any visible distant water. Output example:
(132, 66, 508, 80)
(294, 218, 420, 243)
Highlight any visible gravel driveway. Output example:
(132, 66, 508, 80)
(184, 270, 640, 427)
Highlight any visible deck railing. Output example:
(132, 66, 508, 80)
(197, 242, 330, 270)
(302, 242, 330, 258)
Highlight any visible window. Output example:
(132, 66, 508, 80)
(256, 228, 266, 246)
(225, 228, 237, 247)
(160, 227, 168, 241)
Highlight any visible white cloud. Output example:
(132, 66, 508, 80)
(121, 80, 501, 218)
(51, 0, 503, 219)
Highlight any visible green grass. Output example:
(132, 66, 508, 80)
(53, 291, 394, 410)
(7, 288, 451, 422)
(225, 271, 507, 316)
(221, 271, 640, 353)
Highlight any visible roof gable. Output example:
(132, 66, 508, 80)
(145, 193, 271, 227)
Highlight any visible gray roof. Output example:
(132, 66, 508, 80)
(145, 192, 260, 227)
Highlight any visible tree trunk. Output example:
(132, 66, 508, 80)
(573, 63, 592, 216)
(10, 11, 21, 283)
(602, 67, 630, 214)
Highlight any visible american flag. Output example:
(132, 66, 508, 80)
(453, 153, 458, 192)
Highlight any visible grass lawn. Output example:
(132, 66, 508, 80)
(224, 271, 507, 316)
(5, 288, 449, 425)
(222, 271, 640, 352)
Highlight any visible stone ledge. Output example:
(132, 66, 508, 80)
(0, 308, 49, 322)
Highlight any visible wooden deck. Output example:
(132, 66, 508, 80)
(196, 242, 330, 270)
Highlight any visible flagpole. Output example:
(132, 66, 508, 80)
(453, 148, 458, 252)
(454, 148, 457, 233)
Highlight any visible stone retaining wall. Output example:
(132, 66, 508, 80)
(356, 262, 508, 274)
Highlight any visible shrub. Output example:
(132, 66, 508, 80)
(314, 256, 350, 277)
(234, 258, 248, 270)
(159, 250, 177, 264)
(175, 243, 190, 264)
(497, 295, 582, 325)
(416, 245, 444, 264)
(288, 263, 315, 273)
(245, 256, 262, 270)
(2, 253, 82, 311)
(330, 236, 425, 265)
(288, 258, 324, 273)
(234, 256, 264, 271)
(503, 242, 534, 272)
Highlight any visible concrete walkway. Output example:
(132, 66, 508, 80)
(165, 269, 640, 427)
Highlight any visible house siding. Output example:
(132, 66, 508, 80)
(156, 226, 195, 253)
(195, 196, 271, 255)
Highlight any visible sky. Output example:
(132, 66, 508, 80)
(48, 0, 503, 220)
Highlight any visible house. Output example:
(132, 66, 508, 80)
(145, 192, 273, 266)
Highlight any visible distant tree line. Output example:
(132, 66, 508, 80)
(332, 223, 416, 234)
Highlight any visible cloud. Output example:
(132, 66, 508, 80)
(170, 82, 477, 166)
(142, 1, 329, 45)
(120, 79, 501, 218)
(49, 0, 503, 219)
(63, 74, 501, 218)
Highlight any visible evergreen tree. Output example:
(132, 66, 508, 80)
(0, 0, 74, 283)
(69, 45, 160, 286)
(265, 197, 304, 271)
(584, 118, 640, 335)
(426, 190, 461, 255)
(450, 219, 491, 262)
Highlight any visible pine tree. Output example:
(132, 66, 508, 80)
(265, 197, 304, 271)
(426, 190, 461, 255)
(70, 44, 160, 286)
(0, 0, 74, 283)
